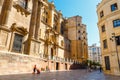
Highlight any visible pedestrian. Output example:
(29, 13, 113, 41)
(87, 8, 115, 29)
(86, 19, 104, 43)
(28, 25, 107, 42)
(32, 65, 37, 74)
(37, 69, 40, 74)
(89, 67, 92, 72)
(86, 66, 90, 72)
(46, 66, 50, 72)
(99, 66, 102, 72)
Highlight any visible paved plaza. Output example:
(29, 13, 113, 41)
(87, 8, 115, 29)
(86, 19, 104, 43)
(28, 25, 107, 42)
(0, 70, 120, 80)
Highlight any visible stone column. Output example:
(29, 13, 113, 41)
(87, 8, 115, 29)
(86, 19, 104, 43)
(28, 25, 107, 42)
(29, 0, 38, 39)
(58, 12, 62, 33)
(26, 0, 38, 54)
(35, 1, 43, 40)
(0, 0, 13, 26)
(50, 4, 55, 27)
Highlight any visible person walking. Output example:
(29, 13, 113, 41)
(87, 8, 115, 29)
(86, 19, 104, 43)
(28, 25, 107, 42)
(99, 66, 102, 72)
(37, 69, 40, 74)
(32, 65, 37, 74)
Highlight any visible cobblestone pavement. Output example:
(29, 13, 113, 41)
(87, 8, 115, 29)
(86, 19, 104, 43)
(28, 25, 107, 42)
(0, 70, 120, 80)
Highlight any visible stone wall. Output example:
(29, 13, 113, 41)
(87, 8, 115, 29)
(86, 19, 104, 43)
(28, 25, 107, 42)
(0, 51, 46, 75)
(0, 51, 71, 75)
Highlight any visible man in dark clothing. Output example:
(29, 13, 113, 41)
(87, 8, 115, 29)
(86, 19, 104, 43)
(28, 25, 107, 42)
(37, 69, 40, 74)
(33, 65, 37, 74)
(100, 66, 102, 72)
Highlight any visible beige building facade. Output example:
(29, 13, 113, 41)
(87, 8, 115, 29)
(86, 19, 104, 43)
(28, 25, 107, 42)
(97, 0, 120, 75)
(0, 0, 72, 75)
(65, 16, 88, 62)
(88, 44, 101, 64)
(0, 0, 88, 75)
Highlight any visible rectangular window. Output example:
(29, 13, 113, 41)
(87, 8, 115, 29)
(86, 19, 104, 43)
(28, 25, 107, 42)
(78, 37, 81, 40)
(20, 0, 28, 9)
(42, 9, 48, 23)
(78, 30, 80, 33)
(101, 25, 105, 32)
(100, 11, 104, 18)
(78, 23, 80, 26)
(111, 3, 118, 11)
(12, 33, 23, 52)
(61, 23, 64, 35)
(103, 39, 107, 49)
(68, 44, 71, 51)
(115, 36, 120, 45)
(61, 40, 64, 46)
(24, 0, 28, 9)
(113, 19, 120, 27)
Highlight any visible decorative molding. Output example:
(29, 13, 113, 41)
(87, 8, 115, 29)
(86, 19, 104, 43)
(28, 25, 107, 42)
(13, 1, 31, 17)
(0, 25, 11, 32)
(11, 23, 28, 35)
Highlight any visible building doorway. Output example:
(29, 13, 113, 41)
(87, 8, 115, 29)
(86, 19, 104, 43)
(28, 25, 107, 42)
(56, 62, 59, 70)
(104, 56, 111, 70)
(51, 48, 53, 59)
(65, 63, 67, 70)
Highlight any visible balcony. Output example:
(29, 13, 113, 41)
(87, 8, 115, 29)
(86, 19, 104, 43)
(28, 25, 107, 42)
(13, 1, 31, 16)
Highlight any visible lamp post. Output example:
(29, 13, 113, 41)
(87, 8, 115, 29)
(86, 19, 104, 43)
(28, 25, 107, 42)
(110, 33, 120, 71)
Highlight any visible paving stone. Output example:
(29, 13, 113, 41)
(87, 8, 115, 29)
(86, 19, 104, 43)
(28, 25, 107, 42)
(0, 70, 120, 80)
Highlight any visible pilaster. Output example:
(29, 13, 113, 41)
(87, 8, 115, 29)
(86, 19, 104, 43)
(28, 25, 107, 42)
(0, 0, 13, 26)
(29, 0, 38, 39)
(27, 0, 38, 54)
(0, 0, 12, 51)
(49, 3, 55, 27)
(57, 12, 62, 33)
(0, 0, 4, 5)
(35, 1, 43, 40)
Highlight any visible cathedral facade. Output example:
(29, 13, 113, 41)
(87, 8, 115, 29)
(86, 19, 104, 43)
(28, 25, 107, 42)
(0, 0, 88, 75)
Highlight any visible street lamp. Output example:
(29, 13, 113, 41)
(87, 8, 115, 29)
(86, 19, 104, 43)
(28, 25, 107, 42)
(110, 33, 120, 71)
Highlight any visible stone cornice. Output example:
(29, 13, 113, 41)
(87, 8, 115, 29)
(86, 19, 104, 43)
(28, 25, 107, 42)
(0, 25, 11, 32)
(97, 0, 111, 12)
(39, 38, 46, 42)
(10, 23, 28, 35)
(57, 45, 64, 50)
(31, 38, 41, 43)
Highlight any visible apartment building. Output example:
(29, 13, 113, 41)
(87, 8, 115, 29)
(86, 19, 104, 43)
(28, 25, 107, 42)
(97, 0, 120, 75)
(88, 44, 101, 64)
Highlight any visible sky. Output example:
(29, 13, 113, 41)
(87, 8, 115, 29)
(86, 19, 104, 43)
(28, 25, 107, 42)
(48, 0, 102, 46)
